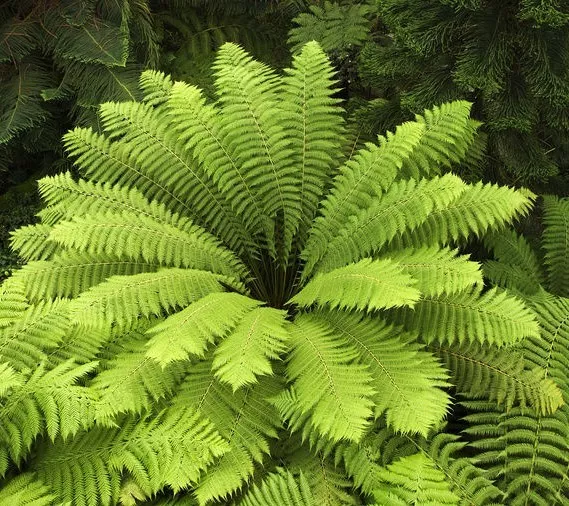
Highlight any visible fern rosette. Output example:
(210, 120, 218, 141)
(0, 42, 556, 505)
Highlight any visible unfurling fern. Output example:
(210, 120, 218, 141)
(0, 42, 549, 505)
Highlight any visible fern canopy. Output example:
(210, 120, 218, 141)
(0, 42, 545, 504)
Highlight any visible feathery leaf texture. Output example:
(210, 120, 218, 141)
(542, 195, 569, 297)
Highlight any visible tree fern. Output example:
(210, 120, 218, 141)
(0, 43, 546, 504)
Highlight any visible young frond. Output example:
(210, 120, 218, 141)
(212, 306, 290, 390)
(238, 471, 314, 506)
(32, 406, 228, 505)
(432, 342, 564, 414)
(542, 195, 569, 297)
(146, 292, 261, 365)
(322, 311, 450, 436)
(284, 313, 375, 442)
(291, 258, 420, 313)
(391, 287, 540, 346)
(69, 268, 230, 329)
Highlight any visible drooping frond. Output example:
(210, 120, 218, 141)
(280, 41, 344, 241)
(89, 329, 187, 426)
(310, 175, 466, 274)
(212, 306, 290, 390)
(9, 223, 57, 262)
(0, 474, 55, 505)
(213, 42, 298, 259)
(542, 195, 569, 297)
(384, 247, 483, 297)
(391, 183, 535, 250)
(48, 210, 249, 280)
(32, 406, 228, 505)
(283, 313, 375, 442)
(238, 471, 314, 506)
(431, 342, 563, 414)
(301, 120, 425, 278)
(322, 311, 450, 436)
(145, 292, 261, 365)
(0, 361, 96, 465)
(173, 361, 281, 503)
(390, 287, 540, 346)
(69, 268, 230, 329)
(372, 452, 460, 505)
(290, 258, 420, 312)
(399, 101, 480, 180)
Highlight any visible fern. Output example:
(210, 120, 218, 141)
(0, 473, 56, 505)
(0, 43, 544, 504)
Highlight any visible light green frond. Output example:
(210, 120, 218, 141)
(0, 299, 71, 371)
(542, 195, 569, 297)
(322, 311, 450, 436)
(390, 287, 540, 346)
(399, 101, 479, 180)
(90, 330, 186, 426)
(69, 268, 229, 329)
(0, 278, 29, 329)
(284, 313, 375, 442)
(239, 471, 314, 506)
(33, 406, 228, 505)
(372, 452, 460, 505)
(12, 252, 157, 302)
(146, 292, 261, 365)
(9, 223, 57, 262)
(165, 81, 273, 245)
(432, 342, 563, 414)
(384, 247, 483, 297)
(301, 120, 425, 278)
(311, 175, 466, 275)
(0, 474, 56, 505)
(214, 42, 299, 258)
(0, 361, 97, 464)
(0, 362, 20, 397)
(291, 258, 420, 313)
(212, 306, 290, 390)
(174, 361, 282, 504)
(392, 183, 535, 249)
(139, 70, 174, 106)
(49, 211, 249, 280)
(281, 41, 344, 241)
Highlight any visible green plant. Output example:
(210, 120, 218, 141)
(356, 0, 569, 191)
(0, 42, 556, 505)
(461, 195, 569, 505)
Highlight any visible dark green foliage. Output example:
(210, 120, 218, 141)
(355, 0, 569, 190)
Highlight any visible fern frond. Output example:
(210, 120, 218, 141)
(284, 313, 375, 442)
(432, 342, 563, 414)
(385, 247, 483, 297)
(239, 471, 313, 506)
(48, 211, 249, 280)
(12, 252, 158, 302)
(213, 42, 299, 259)
(392, 183, 535, 249)
(145, 292, 261, 365)
(0, 361, 97, 464)
(32, 406, 228, 505)
(212, 306, 290, 390)
(9, 223, 57, 262)
(140, 69, 174, 106)
(372, 452, 460, 505)
(90, 330, 186, 426)
(69, 268, 230, 329)
(280, 41, 344, 241)
(390, 287, 540, 346)
(399, 101, 479, 180)
(322, 311, 450, 436)
(173, 361, 281, 503)
(291, 258, 420, 312)
(0, 299, 71, 371)
(301, 121, 425, 278)
(311, 175, 467, 274)
(0, 278, 28, 329)
(165, 80, 273, 245)
(0, 473, 56, 505)
(542, 195, 569, 297)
